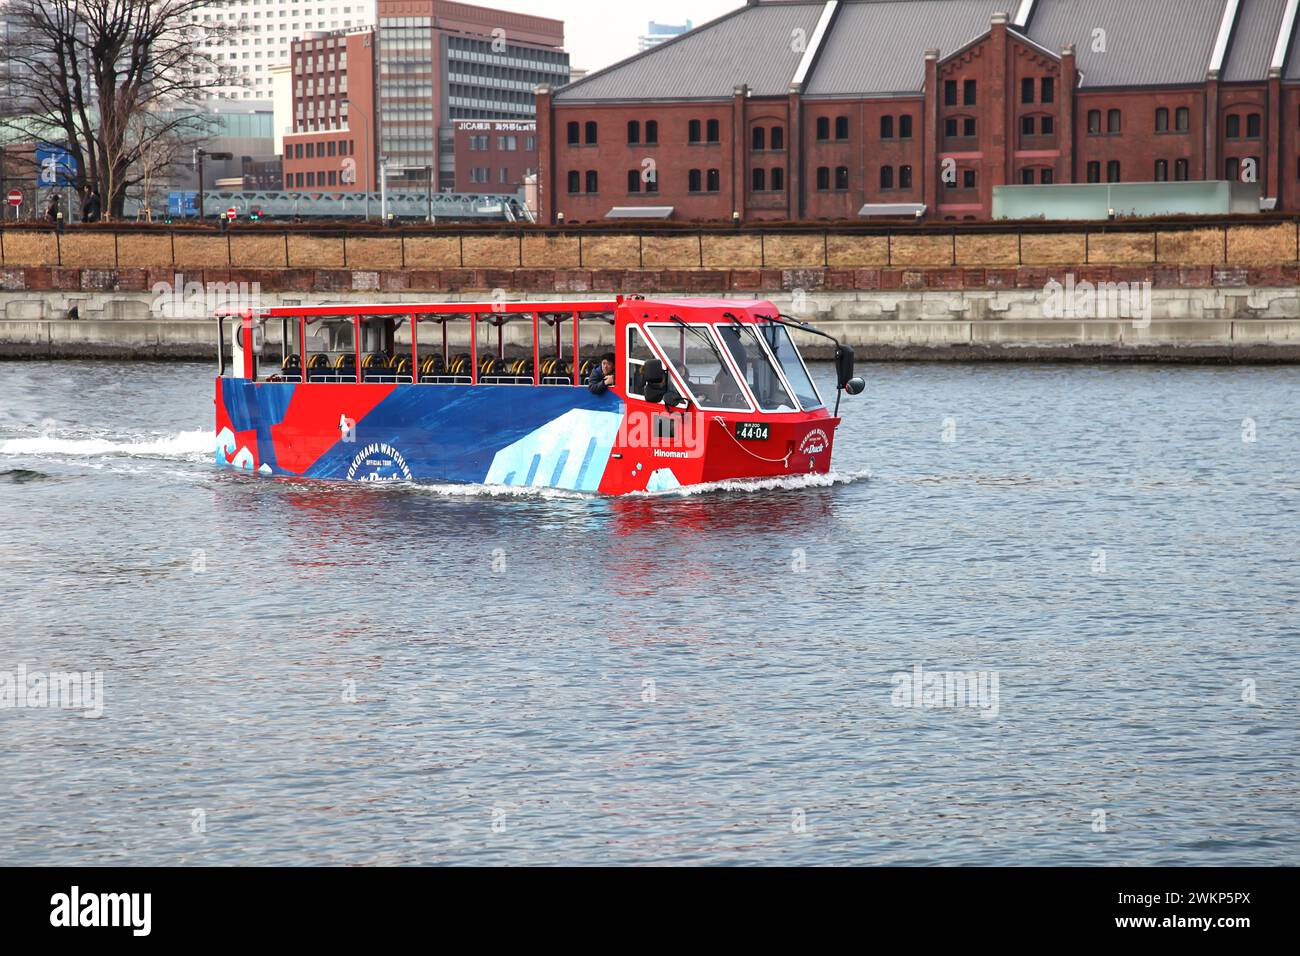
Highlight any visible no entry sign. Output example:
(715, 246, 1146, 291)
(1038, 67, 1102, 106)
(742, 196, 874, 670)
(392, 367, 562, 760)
(6, 189, 22, 207)
(226, 207, 237, 220)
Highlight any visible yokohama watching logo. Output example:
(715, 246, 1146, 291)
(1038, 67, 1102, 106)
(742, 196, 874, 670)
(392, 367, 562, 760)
(346, 443, 413, 482)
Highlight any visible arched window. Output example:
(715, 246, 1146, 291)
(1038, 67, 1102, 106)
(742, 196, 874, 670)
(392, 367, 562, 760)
(900, 115, 913, 138)
(752, 168, 766, 191)
(1226, 157, 1240, 180)
(881, 115, 894, 139)
(899, 165, 912, 189)
(1155, 159, 1169, 181)
(627, 169, 641, 193)
(880, 166, 894, 189)
(752, 126, 765, 150)
(1088, 110, 1102, 134)
(688, 168, 702, 192)
(771, 127, 784, 150)
(1226, 114, 1241, 138)
(567, 170, 580, 193)
(567, 122, 580, 145)
(1247, 113, 1261, 138)
(1156, 108, 1169, 133)
(835, 116, 849, 140)
(816, 117, 830, 140)
(1175, 159, 1189, 181)
(771, 168, 785, 191)
(835, 166, 849, 190)
(816, 167, 830, 190)
(585, 121, 598, 145)
(1107, 110, 1122, 133)
(627, 120, 640, 144)
(1176, 108, 1190, 131)
(706, 168, 720, 192)
(1107, 160, 1121, 182)
(964, 80, 977, 105)
(706, 119, 720, 143)
(585, 170, 598, 192)
(645, 121, 659, 144)
(688, 119, 701, 144)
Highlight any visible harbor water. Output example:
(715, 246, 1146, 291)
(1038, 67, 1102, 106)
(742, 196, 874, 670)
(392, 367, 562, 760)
(0, 360, 1296, 865)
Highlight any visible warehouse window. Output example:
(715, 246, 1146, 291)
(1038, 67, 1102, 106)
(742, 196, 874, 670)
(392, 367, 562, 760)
(585, 121, 598, 145)
(964, 80, 977, 106)
(689, 119, 701, 144)
(771, 168, 785, 191)
(752, 126, 765, 151)
(688, 168, 701, 192)
(567, 122, 579, 145)
(707, 119, 720, 143)
(1156, 108, 1169, 133)
(706, 168, 720, 192)
(1087, 110, 1101, 135)
(835, 116, 849, 140)
(900, 115, 913, 138)
(1107, 110, 1122, 133)
(1155, 159, 1169, 182)
(1041, 77, 1054, 104)
(944, 80, 957, 106)
(1087, 161, 1101, 183)
(899, 165, 912, 189)
(1021, 78, 1034, 104)
(881, 115, 894, 139)
(752, 168, 765, 192)
(816, 116, 830, 140)
(835, 166, 849, 190)
(1226, 114, 1240, 139)
(1176, 108, 1190, 131)
(816, 166, 830, 191)
(1107, 160, 1121, 182)
(585, 170, 598, 192)
(1247, 113, 1261, 138)
(645, 121, 659, 144)
(771, 126, 784, 150)
(627, 120, 640, 145)
(880, 166, 893, 189)
(627, 170, 641, 193)
(1175, 159, 1189, 181)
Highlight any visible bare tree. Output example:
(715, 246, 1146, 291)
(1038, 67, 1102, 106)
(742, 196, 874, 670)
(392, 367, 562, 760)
(0, 0, 242, 219)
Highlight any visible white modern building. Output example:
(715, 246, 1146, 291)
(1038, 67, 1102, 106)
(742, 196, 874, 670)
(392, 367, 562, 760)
(637, 20, 691, 52)
(193, 1, 377, 104)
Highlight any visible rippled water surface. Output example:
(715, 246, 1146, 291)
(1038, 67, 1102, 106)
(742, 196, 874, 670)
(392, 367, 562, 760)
(0, 360, 1296, 866)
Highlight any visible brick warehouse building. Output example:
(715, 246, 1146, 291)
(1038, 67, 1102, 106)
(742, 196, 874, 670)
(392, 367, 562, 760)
(534, 0, 1300, 223)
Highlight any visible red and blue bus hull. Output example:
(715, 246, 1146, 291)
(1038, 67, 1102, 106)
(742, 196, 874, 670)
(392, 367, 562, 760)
(215, 377, 838, 495)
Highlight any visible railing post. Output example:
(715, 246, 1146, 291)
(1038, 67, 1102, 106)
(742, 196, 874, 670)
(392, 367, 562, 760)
(353, 316, 362, 384)
(532, 311, 540, 385)
(410, 314, 418, 384)
(470, 313, 478, 384)
(572, 310, 581, 386)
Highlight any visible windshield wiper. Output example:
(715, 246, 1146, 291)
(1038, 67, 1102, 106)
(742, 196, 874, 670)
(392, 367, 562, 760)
(668, 314, 732, 376)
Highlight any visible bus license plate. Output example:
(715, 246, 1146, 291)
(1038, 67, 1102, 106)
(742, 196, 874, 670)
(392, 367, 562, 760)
(735, 422, 770, 441)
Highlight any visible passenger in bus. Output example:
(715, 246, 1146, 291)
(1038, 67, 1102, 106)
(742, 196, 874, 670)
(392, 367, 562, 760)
(588, 353, 616, 394)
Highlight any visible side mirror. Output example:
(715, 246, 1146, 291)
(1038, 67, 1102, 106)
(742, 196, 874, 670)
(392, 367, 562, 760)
(845, 377, 866, 396)
(834, 345, 856, 390)
(641, 359, 668, 403)
(664, 385, 689, 413)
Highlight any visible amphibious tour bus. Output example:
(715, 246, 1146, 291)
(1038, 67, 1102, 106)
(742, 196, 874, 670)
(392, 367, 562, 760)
(214, 296, 865, 494)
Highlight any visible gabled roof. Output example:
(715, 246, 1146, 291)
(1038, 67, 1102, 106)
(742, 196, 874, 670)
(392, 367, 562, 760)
(805, 0, 1008, 96)
(554, 0, 1297, 105)
(1223, 0, 1289, 81)
(1026, 0, 1229, 87)
(555, 2, 826, 102)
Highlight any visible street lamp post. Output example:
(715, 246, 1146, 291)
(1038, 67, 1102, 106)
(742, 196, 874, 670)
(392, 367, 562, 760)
(341, 99, 371, 221)
(195, 147, 233, 222)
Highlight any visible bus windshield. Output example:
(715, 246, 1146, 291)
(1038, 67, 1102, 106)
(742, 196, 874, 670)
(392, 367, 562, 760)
(645, 323, 750, 411)
(757, 323, 824, 410)
(718, 324, 797, 412)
